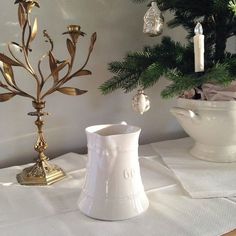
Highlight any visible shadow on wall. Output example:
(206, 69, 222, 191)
(0, 125, 89, 168)
(0, 0, 191, 168)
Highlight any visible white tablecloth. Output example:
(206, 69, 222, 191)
(0, 142, 236, 236)
(151, 138, 236, 198)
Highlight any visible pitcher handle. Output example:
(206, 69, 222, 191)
(170, 107, 200, 122)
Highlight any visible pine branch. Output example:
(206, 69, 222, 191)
(100, 37, 193, 94)
(99, 75, 129, 95)
(161, 61, 236, 98)
(101, 0, 236, 99)
(201, 62, 235, 85)
(139, 62, 166, 88)
(161, 72, 201, 99)
(226, 56, 236, 75)
(229, 0, 236, 15)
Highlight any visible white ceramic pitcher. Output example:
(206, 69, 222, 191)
(78, 123, 149, 221)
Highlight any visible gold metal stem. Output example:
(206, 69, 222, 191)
(33, 100, 48, 161)
(16, 101, 66, 185)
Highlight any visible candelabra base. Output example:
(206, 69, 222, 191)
(16, 159, 66, 186)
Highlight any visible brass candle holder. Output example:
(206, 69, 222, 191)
(16, 101, 66, 185)
(0, 0, 97, 185)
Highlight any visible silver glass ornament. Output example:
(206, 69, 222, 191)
(143, 2, 164, 37)
(132, 90, 150, 115)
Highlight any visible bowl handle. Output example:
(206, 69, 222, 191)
(170, 107, 200, 122)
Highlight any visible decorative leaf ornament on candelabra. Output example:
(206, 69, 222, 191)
(0, 0, 97, 185)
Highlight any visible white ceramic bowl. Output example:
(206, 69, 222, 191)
(170, 98, 236, 162)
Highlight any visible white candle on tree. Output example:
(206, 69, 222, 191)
(194, 22, 204, 72)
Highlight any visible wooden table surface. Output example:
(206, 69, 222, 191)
(224, 229, 236, 235)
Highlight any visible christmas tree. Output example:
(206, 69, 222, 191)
(100, 0, 236, 99)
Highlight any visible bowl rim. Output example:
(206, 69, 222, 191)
(177, 98, 236, 109)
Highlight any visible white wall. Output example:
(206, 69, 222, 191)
(1, 0, 234, 168)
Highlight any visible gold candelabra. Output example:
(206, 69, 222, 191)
(0, 0, 97, 185)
